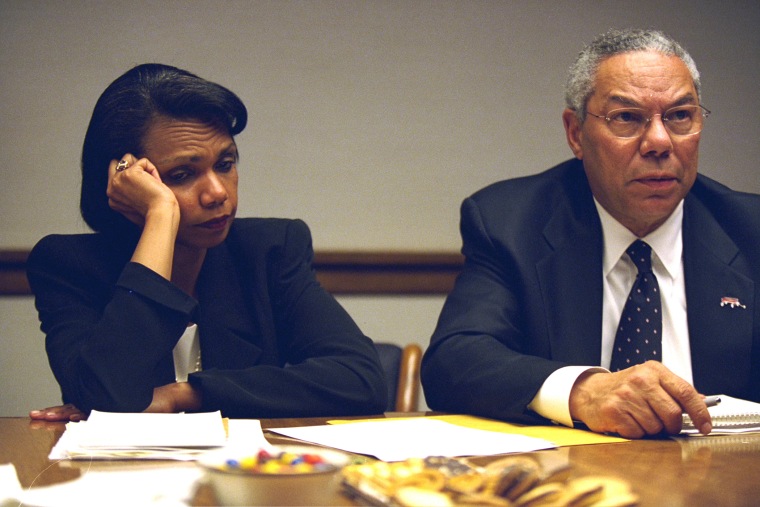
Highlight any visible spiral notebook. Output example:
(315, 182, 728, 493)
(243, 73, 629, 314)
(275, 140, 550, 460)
(681, 395, 760, 435)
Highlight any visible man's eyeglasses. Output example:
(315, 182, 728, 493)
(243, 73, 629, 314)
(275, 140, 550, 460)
(586, 105, 710, 138)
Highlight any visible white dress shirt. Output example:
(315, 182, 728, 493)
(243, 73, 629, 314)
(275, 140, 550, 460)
(528, 199, 692, 426)
(173, 324, 201, 382)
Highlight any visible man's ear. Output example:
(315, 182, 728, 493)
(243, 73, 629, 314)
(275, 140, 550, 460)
(563, 108, 584, 160)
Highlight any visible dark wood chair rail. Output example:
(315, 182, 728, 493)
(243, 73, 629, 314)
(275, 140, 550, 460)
(0, 249, 464, 296)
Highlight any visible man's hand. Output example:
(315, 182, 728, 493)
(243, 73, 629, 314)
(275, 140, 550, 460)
(144, 382, 203, 413)
(569, 361, 712, 438)
(29, 403, 86, 422)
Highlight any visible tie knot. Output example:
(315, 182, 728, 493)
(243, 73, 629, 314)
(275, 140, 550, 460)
(627, 240, 653, 274)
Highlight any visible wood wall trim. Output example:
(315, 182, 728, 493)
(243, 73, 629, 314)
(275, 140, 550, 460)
(0, 249, 463, 296)
(313, 251, 463, 294)
(0, 250, 31, 296)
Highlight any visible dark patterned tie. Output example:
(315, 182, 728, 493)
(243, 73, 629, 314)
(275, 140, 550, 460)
(610, 240, 662, 371)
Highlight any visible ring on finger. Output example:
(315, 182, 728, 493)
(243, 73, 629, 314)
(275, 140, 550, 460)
(115, 159, 129, 172)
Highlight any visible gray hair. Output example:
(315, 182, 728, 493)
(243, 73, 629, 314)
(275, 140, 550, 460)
(565, 29, 701, 120)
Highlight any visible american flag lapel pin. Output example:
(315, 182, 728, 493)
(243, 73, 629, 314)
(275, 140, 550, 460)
(720, 296, 747, 309)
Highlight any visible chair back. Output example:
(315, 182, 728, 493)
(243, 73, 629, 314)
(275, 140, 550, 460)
(374, 342, 422, 412)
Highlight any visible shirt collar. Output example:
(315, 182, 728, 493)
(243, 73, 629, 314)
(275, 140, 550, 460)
(595, 198, 684, 280)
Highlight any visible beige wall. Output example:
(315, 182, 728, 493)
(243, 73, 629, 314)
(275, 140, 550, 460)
(2, 0, 759, 415)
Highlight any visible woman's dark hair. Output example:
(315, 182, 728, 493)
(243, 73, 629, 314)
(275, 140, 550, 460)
(80, 63, 248, 234)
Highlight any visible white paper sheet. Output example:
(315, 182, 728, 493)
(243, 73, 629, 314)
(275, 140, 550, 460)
(50, 417, 273, 460)
(0, 462, 202, 507)
(269, 418, 556, 461)
(79, 410, 227, 448)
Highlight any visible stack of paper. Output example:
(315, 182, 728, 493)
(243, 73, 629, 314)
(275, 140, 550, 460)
(50, 411, 271, 460)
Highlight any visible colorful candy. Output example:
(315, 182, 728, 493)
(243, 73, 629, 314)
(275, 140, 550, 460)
(219, 450, 336, 474)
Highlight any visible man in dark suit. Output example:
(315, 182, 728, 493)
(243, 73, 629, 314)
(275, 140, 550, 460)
(421, 29, 760, 439)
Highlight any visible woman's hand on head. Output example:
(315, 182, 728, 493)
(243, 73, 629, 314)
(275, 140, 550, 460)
(107, 153, 179, 227)
(110, 154, 181, 281)
(29, 403, 86, 422)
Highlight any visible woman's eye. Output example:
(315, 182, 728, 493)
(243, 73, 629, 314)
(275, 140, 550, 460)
(216, 160, 235, 172)
(166, 169, 192, 183)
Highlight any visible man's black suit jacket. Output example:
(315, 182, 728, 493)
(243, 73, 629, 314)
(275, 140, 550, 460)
(422, 158, 760, 423)
(27, 218, 387, 417)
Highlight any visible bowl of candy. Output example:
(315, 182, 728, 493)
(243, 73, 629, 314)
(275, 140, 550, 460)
(199, 445, 351, 506)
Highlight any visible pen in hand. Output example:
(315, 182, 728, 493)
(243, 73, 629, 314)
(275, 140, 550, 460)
(679, 396, 720, 435)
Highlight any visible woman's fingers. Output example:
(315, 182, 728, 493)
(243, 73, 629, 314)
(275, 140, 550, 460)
(109, 153, 137, 178)
(107, 154, 174, 225)
(29, 403, 86, 422)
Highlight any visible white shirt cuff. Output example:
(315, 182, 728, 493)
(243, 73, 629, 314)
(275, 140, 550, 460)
(527, 366, 608, 427)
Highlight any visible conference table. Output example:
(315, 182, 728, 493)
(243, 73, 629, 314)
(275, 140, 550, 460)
(2, 413, 759, 506)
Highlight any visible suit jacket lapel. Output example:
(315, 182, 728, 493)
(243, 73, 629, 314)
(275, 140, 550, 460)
(537, 166, 605, 365)
(683, 195, 754, 394)
(196, 243, 265, 369)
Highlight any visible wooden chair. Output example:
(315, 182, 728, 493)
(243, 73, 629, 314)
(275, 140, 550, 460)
(374, 343, 423, 412)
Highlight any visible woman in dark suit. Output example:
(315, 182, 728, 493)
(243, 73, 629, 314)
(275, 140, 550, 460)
(27, 64, 386, 421)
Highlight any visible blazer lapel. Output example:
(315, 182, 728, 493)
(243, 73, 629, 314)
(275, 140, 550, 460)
(683, 196, 754, 394)
(537, 171, 604, 365)
(196, 243, 266, 369)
